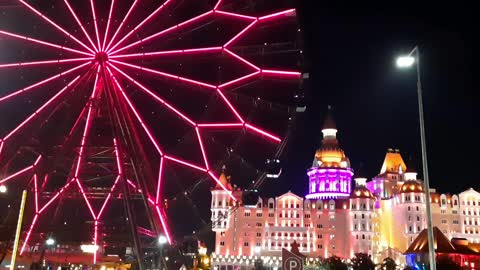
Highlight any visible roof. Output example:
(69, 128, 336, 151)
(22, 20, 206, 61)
(380, 149, 407, 174)
(322, 106, 336, 130)
(404, 227, 456, 254)
(399, 180, 424, 194)
(351, 186, 376, 199)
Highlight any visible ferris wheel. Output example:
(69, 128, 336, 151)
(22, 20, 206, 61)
(0, 0, 304, 265)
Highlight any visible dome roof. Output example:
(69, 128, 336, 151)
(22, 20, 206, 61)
(351, 186, 376, 199)
(315, 146, 349, 167)
(400, 180, 424, 193)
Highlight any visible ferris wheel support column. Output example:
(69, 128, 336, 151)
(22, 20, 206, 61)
(100, 65, 145, 270)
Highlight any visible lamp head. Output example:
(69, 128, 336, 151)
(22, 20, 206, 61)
(396, 56, 415, 68)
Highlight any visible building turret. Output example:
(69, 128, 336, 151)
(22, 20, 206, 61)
(306, 107, 353, 199)
(350, 176, 375, 256)
(211, 168, 234, 232)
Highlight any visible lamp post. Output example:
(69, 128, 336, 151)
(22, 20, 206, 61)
(396, 46, 436, 270)
(158, 235, 168, 270)
(0, 185, 7, 193)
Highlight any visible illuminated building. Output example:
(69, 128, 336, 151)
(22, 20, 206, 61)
(210, 110, 480, 269)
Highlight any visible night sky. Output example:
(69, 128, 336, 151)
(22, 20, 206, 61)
(261, 1, 475, 197)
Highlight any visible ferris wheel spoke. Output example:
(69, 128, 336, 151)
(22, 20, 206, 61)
(107, 66, 164, 156)
(108, 62, 199, 126)
(258, 9, 296, 21)
(105, 0, 139, 52)
(109, 46, 223, 59)
(214, 10, 257, 21)
(164, 155, 207, 172)
(18, 0, 96, 55)
(155, 157, 165, 204)
(102, 0, 115, 52)
(63, 0, 98, 52)
(215, 88, 245, 123)
(90, 0, 102, 50)
(0, 30, 94, 57)
(0, 165, 34, 185)
(224, 20, 257, 48)
(244, 123, 281, 143)
(261, 69, 302, 77)
(107, 0, 173, 54)
(109, 59, 216, 90)
(223, 48, 260, 71)
(0, 57, 93, 68)
(2, 75, 81, 142)
(213, 0, 222, 10)
(195, 127, 210, 170)
(218, 71, 261, 89)
(109, 11, 213, 55)
(207, 171, 236, 200)
(155, 205, 172, 244)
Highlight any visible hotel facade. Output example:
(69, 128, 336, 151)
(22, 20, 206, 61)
(210, 112, 480, 269)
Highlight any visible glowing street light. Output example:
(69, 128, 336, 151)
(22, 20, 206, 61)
(395, 45, 436, 270)
(0, 185, 6, 193)
(396, 56, 415, 68)
(45, 238, 55, 246)
(158, 235, 167, 245)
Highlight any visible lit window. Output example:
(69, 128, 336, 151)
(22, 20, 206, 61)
(220, 241, 225, 246)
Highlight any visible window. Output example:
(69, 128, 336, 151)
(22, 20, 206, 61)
(220, 241, 225, 246)
(409, 226, 412, 232)
(408, 206, 411, 211)
(256, 242, 261, 247)
(269, 202, 274, 208)
(417, 216, 420, 221)
(416, 206, 419, 211)
(362, 204, 366, 209)
(244, 242, 249, 247)
(318, 244, 323, 249)
(245, 212, 251, 217)
(318, 234, 322, 239)
(452, 210, 458, 214)
(362, 235, 365, 240)
(417, 226, 420, 231)
(441, 220, 448, 224)
(408, 216, 411, 221)
(220, 232, 225, 236)
(256, 223, 262, 227)
(316, 224, 323, 229)
(441, 199, 446, 205)
(356, 235, 359, 239)
(305, 214, 311, 218)
(453, 220, 459, 224)
(330, 234, 335, 240)
(256, 213, 262, 217)
(279, 213, 282, 218)
(352, 204, 356, 209)
(257, 232, 261, 237)
(361, 214, 365, 219)
(296, 204, 300, 208)
(441, 210, 447, 214)
(354, 224, 357, 230)
(354, 214, 357, 219)
(269, 213, 274, 217)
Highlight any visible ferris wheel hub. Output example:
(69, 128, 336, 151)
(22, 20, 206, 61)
(95, 52, 109, 64)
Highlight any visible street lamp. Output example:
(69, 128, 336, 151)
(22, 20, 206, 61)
(158, 235, 168, 270)
(0, 185, 7, 193)
(396, 46, 436, 270)
(158, 235, 168, 245)
(45, 237, 55, 246)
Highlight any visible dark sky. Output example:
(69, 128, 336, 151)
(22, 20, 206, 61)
(261, 1, 474, 197)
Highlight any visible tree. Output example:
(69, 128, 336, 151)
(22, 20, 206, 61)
(350, 253, 375, 270)
(380, 257, 396, 270)
(324, 256, 348, 270)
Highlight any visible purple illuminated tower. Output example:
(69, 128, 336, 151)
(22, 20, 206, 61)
(306, 107, 353, 199)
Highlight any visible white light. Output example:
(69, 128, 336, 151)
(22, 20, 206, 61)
(46, 238, 55, 246)
(254, 246, 261, 253)
(158, 235, 168, 245)
(100, 266, 106, 270)
(396, 56, 415, 68)
(80, 244, 99, 253)
(0, 185, 6, 193)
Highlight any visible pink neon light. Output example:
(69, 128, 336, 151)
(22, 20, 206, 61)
(110, 47, 222, 59)
(197, 123, 243, 128)
(148, 197, 155, 205)
(19, 0, 96, 54)
(41, 174, 49, 192)
(102, 0, 115, 51)
(0, 57, 93, 68)
(218, 70, 260, 89)
(213, 0, 222, 10)
(105, 0, 139, 51)
(90, 0, 101, 50)
(0, 165, 34, 184)
(216, 89, 244, 123)
(224, 20, 257, 48)
(113, 138, 122, 175)
(64, 0, 98, 51)
(258, 9, 295, 21)
(215, 10, 256, 21)
(0, 30, 93, 57)
(106, 66, 164, 155)
(38, 179, 75, 214)
(245, 123, 281, 142)
(208, 171, 236, 200)
(0, 141, 3, 156)
(73, 66, 100, 178)
(97, 175, 121, 219)
(155, 157, 164, 204)
(110, 11, 213, 55)
(108, 63, 197, 126)
(223, 48, 260, 71)
(111, 59, 216, 89)
(164, 155, 207, 172)
(195, 127, 209, 170)
(33, 155, 42, 166)
(155, 205, 172, 244)
(76, 178, 97, 219)
(93, 220, 98, 264)
(34, 174, 39, 213)
(262, 69, 301, 77)
(0, 62, 89, 104)
(19, 214, 38, 255)
(108, 0, 172, 54)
